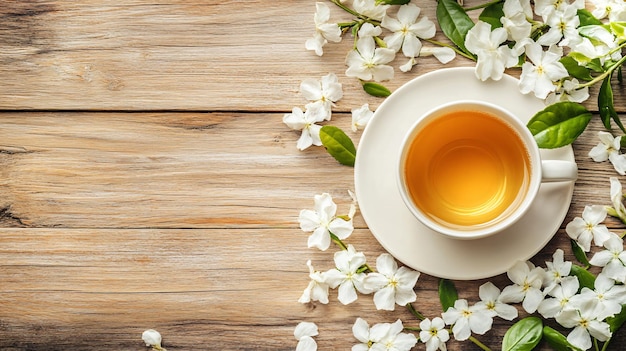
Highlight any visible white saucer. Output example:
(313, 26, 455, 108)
(354, 67, 575, 280)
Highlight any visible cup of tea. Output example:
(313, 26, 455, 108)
(397, 100, 577, 240)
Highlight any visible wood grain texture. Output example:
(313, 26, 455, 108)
(1, 0, 626, 350)
(1, 1, 624, 112)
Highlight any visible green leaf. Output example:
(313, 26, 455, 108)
(560, 56, 593, 81)
(362, 82, 391, 97)
(478, 2, 504, 29)
(542, 326, 583, 351)
(607, 304, 626, 332)
(577, 9, 603, 26)
(438, 279, 458, 312)
(568, 51, 604, 71)
(599, 74, 626, 132)
(502, 317, 543, 351)
(587, 57, 605, 72)
(526, 102, 592, 148)
(320, 126, 356, 167)
(436, 0, 475, 56)
(609, 21, 626, 39)
(571, 239, 591, 268)
(570, 265, 596, 291)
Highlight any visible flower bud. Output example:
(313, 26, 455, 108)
(142, 329, 162, 347)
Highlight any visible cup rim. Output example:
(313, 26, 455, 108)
(396, 100, 542, 240)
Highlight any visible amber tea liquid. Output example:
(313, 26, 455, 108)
(404, 109, 531, 229)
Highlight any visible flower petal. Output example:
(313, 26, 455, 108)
(337, 280, 358, 305)
(307, 226, 331, 251)
(328, 218, 354, 239)
(352, 318, 370, 343)
(373, 286, 396, 310)
(295, 322, 319, 339)
(296, 336, 318, 351)
(375, 253, 398, 276)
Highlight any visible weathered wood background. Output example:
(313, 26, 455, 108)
(1, 1, 625, 350)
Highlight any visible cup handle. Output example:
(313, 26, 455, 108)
(541, 160, 578, 182)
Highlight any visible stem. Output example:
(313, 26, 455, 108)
(469, 335, 492, 351)
(329, 0, 381, 26)
(330, 232, 348, 250)
(463, 0, 503, 11)
(579, 53, 626, 89)
(601, 337, 612, 351)
(405, 303, 426, 320)
(338, 21, 357, 29)
(424, 38, 476, 61)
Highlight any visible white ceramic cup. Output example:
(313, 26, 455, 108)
(397, 100, 577, 240)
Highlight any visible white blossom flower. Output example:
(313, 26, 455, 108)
(543, 249, 572, 295)
(571, 273, 626, 320)
(299, 260, 330, 304)
(352, 317, 384, 351)
(536, 6, 581, 47)
(142, 329, 165, 350)
(351, 104, 373, 132)
(373, 319, 418, 351)
(348, 189, 358, 220)
(324, 245, 372, 305)
(499, 260, 546, 313)
(400, 47, 455, 72)
(570, 37, 615, 67)
(589, 0, 626, 21)
(381, 4, 436, 59)
(299, 193, 354, 251)
(346, 37, 396, 82)
(589, 131, 626, 175)
(420, 46, 456, 64)
(419, 317, 449, 351)
(519, 43, 569, 99)
(299, 73, 343, 120)
(352, 318, 417, 351)
(534, 0, 584, 17)
(464, 21, 519, 81)
(545, 78, 590, 105)
(442, 299, 493, 341)
(364, 253, 420, 311)
(556, 299, 612, 350)
(358, 22, 383, 39)
(607, 177, 626, 222)
(295, 322, 319, 351)
(501, 0, 533, 42)
(306, 2, 342, 56)
(590, 233, 626, 282)
(353, 0, 389, 21)
(571, 25, 621, 66)
(537, 276, 579, 318)
(283, 103, 327, 151)
(565, 205, 612, 252)
(473, 282, 518, 320)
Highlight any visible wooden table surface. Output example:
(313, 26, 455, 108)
(1, 1, 625, 350)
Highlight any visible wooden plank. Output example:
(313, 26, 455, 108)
(0, 112, 620, 229)
(1, 227, 623, 350)
(0, 111, 360, 228)
(0, 0, 388, 111)
(1, 1, 622, 112)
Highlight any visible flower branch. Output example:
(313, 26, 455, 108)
(289, 1, 626, 350)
